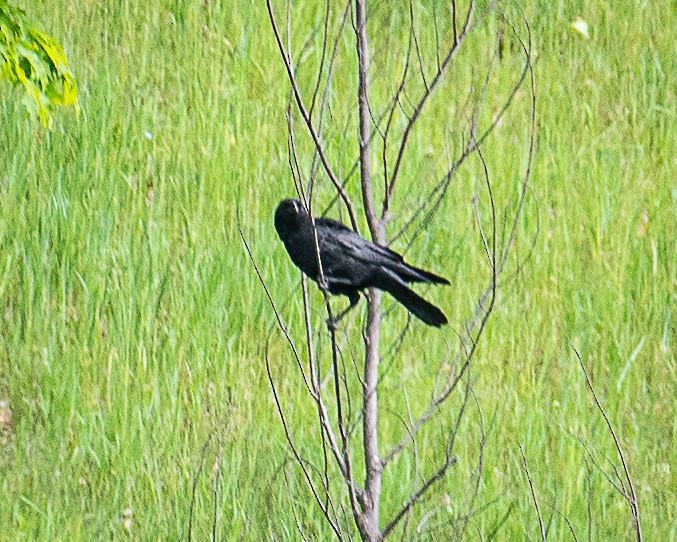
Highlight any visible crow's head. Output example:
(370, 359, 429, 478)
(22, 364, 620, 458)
(274, 198, 309, 240)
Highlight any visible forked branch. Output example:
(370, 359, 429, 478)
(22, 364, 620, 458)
(266, 0, 359, 232)
(384, 0, 476, 215)
(259, 2, 536, 540)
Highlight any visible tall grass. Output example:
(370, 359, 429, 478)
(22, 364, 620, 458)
(0, 0, 674, 539)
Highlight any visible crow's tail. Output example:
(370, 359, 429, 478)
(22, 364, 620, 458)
(394, 262, 450, 285)
(378, 269, 448, 327)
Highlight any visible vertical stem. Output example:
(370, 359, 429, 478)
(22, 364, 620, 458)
(355, 0, 383, 540)
(355, 0, 381, 242)
(362, 288, 382, 540)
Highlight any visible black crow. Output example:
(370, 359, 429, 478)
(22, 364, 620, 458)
(274, 198, 449, 327)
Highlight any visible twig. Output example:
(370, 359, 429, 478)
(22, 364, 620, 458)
(380, 6, 413, 214)
(383, 124, 499, 466)
(545, 502, 580, 542)
(241, 220, 357, 513)
(303, 199, 366, 531)
(212, 451, 220, 542)
(301, 276, 333, 512)
(432, 2, 441, 72)
(282, 461, 311, 542)
(409, 0, 429, 93)
(572, 346, 642, 542)
(264, 339, 343, 539)
(486, 503, 515, 541)
(456, 385, 490, 539)
(519, 444, 546, 542)
(239, 222, 313, 394)
(391, 7, 532, 247)
(266, 0, 359, 231)
(309, 0, 331, 119)
(309, 1, 351, 198)
(381, 455, 458, 538)
(385, 0, 475, 213)
(187, 431, 215, 542)
(354, 0, 380, 241)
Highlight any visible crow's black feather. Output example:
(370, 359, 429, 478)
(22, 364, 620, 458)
(274, 199, 449, 327)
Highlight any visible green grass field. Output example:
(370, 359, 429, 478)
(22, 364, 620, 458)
(1, 1, 675, 540)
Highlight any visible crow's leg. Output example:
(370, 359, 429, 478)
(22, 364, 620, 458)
(326, 291, 360, 331)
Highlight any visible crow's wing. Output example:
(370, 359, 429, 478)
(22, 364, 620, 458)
(317, 218, 448, 284)
(316, 217, 404, 264)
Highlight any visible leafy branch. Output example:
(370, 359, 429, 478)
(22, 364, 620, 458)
(0, 1, 78, 127)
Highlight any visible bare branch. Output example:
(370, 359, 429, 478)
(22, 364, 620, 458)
(409, 0, 429, 93)
(281, 460, 312, 542)
(432, 2, 441, 72)
(383, 124, 499, 467)
(381, 295, 483, 465)
(572, 345, 642, 542)
(329, 318, 366, 533)
(391, 10, 533, 247)
(239, 224, 312, 394)
(303, 200, 369, 530)
(574, 436, 625, 496)
(381, 15, 413, 214)
(241, 217, 362, 530)
(385, 0, 475, 214)
(309, 1, 352, 198)
(187, 431, 215, 542)
(264, 4, 538, 540)
(494, 11, 536, 269)
(309, 0, 331, 119)
(266, 0, 359, 231)
(519, 444, 546, 542)
(382, 454, 458, 539)
(384, 355, 474, 538)
(302, 276, 342, 507)
(545, 501, 580, 542)
(486, 503, 515, 541)
(456, 386, 490, 539)
(287, 109, 307, 202)
(352, 1, 386, 539)
(264, 338, 343, 539)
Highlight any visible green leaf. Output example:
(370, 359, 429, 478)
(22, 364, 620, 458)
(0, 2, 78, 127)
(29, 28, 69, 71)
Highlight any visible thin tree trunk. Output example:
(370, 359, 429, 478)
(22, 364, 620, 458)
(362, 290, 382, 540)
(355, 0, 383, 539)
